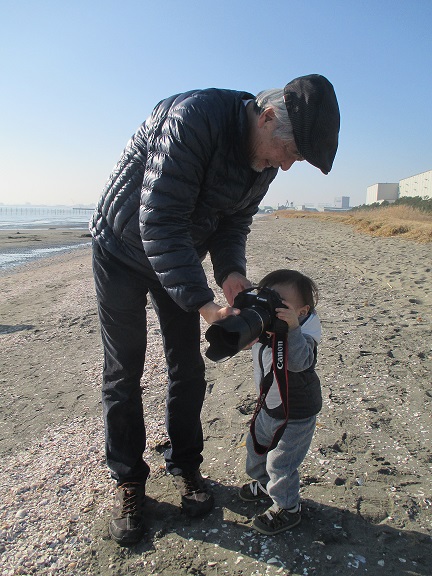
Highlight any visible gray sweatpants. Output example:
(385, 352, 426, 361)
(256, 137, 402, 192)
(245, 409, 316, 510)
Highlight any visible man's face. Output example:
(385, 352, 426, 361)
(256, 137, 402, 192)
(249, 108, 304, 173)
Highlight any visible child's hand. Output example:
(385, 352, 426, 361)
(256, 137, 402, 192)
(275, 302, 300, 331)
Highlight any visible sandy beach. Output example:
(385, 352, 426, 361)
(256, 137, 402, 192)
(0, 219, 431, 575)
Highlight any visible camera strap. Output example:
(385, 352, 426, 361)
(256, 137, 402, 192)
(250, 332, 289, 455)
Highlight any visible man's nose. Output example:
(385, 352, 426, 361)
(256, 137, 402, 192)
(280, 157, 297, 171)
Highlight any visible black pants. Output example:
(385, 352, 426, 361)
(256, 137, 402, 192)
(92, 241, 206, 484)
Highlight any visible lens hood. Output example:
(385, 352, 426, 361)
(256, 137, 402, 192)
(205, 308, 267, 362)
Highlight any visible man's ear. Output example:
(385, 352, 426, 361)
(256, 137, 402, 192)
(258, 107, 276, 127)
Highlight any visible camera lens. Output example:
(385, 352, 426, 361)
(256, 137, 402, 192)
(205, 307, 271, 362)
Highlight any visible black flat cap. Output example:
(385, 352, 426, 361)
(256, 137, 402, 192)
(284, 74, 340, 174)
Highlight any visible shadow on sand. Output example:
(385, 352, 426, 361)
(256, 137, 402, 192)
(93, 480, 430, 575)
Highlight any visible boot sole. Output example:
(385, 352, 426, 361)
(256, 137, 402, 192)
(182, 494, 215, 517)
(109, 524, 145, 546)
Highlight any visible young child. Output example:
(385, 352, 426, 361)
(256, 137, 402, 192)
(239, 269, 322, 535)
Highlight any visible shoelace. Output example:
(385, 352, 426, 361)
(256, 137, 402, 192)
(250, 481, 268, 496)
(182, 473, 203, 495)
(119, 483, 141, 517)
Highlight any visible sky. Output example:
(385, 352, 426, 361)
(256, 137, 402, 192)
(1, 0, 431, 208)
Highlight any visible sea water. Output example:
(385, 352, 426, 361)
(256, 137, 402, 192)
(0, 205, 94, 271)
(0, 205, 94, 229)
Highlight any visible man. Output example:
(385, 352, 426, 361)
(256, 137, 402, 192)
(90, 74, 340, 545)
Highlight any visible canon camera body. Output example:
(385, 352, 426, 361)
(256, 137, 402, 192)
(205, 286, 287, 362)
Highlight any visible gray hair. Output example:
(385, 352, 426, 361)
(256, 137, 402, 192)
(255, 88, 294, 142)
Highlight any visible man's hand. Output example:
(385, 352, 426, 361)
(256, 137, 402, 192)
(199, 301, 240, 325)
(222, 272, 252, 306)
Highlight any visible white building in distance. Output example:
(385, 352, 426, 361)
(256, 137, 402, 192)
(366, 183, 399, 204)
(399, 169, 432, 200)
(366, 169, 431, 204)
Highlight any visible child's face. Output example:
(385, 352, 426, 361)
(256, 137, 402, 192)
(271, 283, 310, 318)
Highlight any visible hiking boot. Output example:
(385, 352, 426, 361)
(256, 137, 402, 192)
(252, 503, 301, 535)
(109, 482, 146, 545)
(238, 480, 270, 502)
(171, 470, 214, 517)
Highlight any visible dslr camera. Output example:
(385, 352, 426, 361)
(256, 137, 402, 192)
(205, 286, 287, 362)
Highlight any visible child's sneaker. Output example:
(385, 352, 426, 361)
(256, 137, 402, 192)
(252, 503, 301, 535)
(238, 480, 270, 502)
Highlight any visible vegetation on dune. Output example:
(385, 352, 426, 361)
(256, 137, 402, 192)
(269, 197, 432, 243)
(352, 195, 432, 213)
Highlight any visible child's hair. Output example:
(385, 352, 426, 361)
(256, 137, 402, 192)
(258, 269, 319, 312)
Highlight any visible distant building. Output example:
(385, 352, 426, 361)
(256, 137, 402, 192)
(293, 196, 350, 212)
(334, 196, 350, 209)
(399, 169, 432, 200)
(262, 196, 352, 213)
(262, 205, 274, 213)
(366, 183, 399, 205)
(366, 169, 431, 204)
(294, 205, 318, 212)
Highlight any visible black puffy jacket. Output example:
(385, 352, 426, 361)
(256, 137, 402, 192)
(91, 88, 278, 312)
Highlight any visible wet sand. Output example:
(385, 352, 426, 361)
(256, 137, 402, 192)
(0, 219, 431, 575)
(0, 228, 91, 250)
